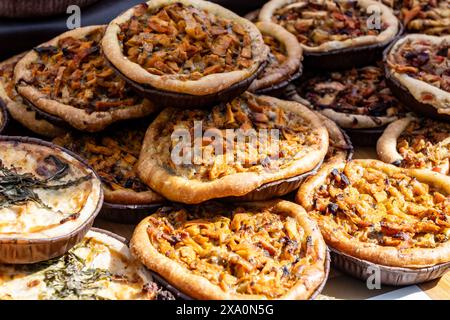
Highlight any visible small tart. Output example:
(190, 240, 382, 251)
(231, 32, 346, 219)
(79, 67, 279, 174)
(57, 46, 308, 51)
(14, 26, 157, 132)
(0, 137, 103, 264)
(248, 22, 303, 93)
(0, 229, 170, 300)
(0, 53, 65, 137)
(294, 64, 406, 129)
(131, 200, 328, 300)
(385, 34, 450, 115)
(297, 159, 450, 268)
(398, 0, 449, 35)
(377, 116, 450, 175)
(259, 0, 399, 53)
(53, 123, 164, 205)
(103, 0, 268, 97)
(137, 92, 329, 204)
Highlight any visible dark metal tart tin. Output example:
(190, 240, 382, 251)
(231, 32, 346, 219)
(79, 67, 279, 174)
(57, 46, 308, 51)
(0, 0, 100, 18)
(99, 202, 165, 225)
(0, 98, 9, 134)
(345, 127, 385, 147)
(330, 248, 450, 286)
(253, 69, 303, 97)
(21, 95, 72, 130)
(0, 136, 104, 264)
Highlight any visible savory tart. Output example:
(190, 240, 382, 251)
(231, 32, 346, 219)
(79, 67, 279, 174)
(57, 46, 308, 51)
(398, 0, 449, 35)
(259, 0, 400, 69)
(102, 0, 269, 108)
(297, 159, 450, 268)
(14, 25, 157, 132)
(0, 137, 103, 264)
(0, 53, 65, 137)
(53, 122, 164, 206)
(248, 22, 303, 94)
(377, 116, 450, 175)
(385, 34, 450, 119)
(131, 200, 328, 300)
(0, 229, 173, 300)
(137, 92, 329, 204)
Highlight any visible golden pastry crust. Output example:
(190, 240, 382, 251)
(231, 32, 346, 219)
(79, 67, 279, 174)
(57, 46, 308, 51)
(377, 116, 450, 175)
(297, 159, 450, 268)
(130, 200, 328, 300)
(103, 0, 269, 96)
(137, 92, 329, 204)
(0, 53, 64, 137)
(259, 0, 399, 53)
(14, 26, 157, 132)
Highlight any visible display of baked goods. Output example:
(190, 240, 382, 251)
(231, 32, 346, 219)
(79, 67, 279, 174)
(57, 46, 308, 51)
(0, 53, 65, 138)
(102, 0, 269, 108)
(131, 200, 328, 300)
(0, 137, 103, 264)
(0, 229, 173, 300)
(384, 34, 450, 120)
(297, 159, 450, 268)
(377, 116, 450, 175)
(137, 92, 329, 204)
(248, 22, 303, 94)
(14, 25, 157, 132)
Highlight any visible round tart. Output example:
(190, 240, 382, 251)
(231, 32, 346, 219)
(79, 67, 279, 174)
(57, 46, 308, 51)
(0, 229, 173, 300)
(130, 200, 329, 300)
(384, 34, 450, 120)
(0, 0, 99, 18)
(14, 26, 157, 132)
(0, 53, 65, 138)
(377, 116, 450, 175)
(248, 22, 303, 94)
(398, 0, 449, 35)
(0, 136, 103, 264)
(102, 0, 269, 108)
(137, 92, 329, 204)
(259, 0, 400, 69)
(297, 159, 450, 268)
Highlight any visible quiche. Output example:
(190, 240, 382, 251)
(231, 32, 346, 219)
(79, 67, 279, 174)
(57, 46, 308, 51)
(14, 25, 157, 132)
(293, 64, 406, 129)
(130, 200, 328, 300)
(137, 92, 329, 204)
(378, 116, 450, 175)
(102, 0, 269, 107)
(297, 159, 450, 268)
(385, 34, 450, 118)
(0, 137, 103, 264)
(0, 229, 173, 300)
(53, 123, 164, 206)
(0, 53, 65, 137)
(248, 21, 303, 94)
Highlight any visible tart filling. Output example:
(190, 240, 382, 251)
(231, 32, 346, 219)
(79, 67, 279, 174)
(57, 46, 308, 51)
(259, 0, 399, 52)
(137, 92, 328, 203)
(131, 201, 327, 299)
(297, 159, 450, 268)
(0, 230, 169, 300)
(14, 26, 156, 132)
(385, 34, 450, 113)
(103, 0, 268, 95)
(0, 139, 102, 239)
(399, 0, 449, 35)
(377, 117, 450, 175)
(297, 65, 405, 128)
(53, 124, 164, 205)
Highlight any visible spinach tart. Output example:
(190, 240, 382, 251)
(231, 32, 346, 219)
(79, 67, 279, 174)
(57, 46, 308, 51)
(384, 34, 450, 120)
(377, 116, 450, 175)
(259, 0, 400, 70)
(102, 0, 269, 108)
(0, 137, 103, 264)
(137, 92, 329, 204)
(0, 53, 65, 138)
(14, 26, 157, 132)
(131, 200, 329, 300)
(297, 159, 450, 270)
(0, 229, 173, 300)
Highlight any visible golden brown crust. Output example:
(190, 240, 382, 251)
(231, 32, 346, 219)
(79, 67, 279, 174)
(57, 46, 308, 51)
(130, 200, 327, 300)
(14, 26, 158, 132)
(102, 0, 269, 96)
(297, 159, 450, 268)
(377, 116, 415, 165)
